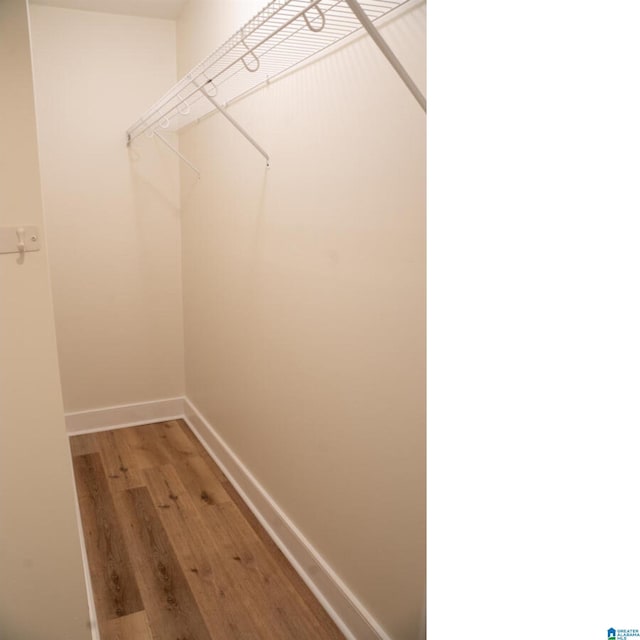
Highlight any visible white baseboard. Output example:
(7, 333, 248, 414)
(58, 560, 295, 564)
(183, 398, 391, 640)
(65, 397, 185, 435)
(65, 395, 390, 640)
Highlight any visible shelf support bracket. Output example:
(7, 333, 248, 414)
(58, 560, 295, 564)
(153, 131, 201, 178)
(343, 0, 426, 112)
(199, 85, 270, 167)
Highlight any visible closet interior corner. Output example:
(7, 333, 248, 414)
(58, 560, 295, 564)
(20, 0, 426, 638)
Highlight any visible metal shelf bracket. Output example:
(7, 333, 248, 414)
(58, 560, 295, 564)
(154, 131, 201, 178)
(343, 0, 425, 112)
(199, 83, 270, 167)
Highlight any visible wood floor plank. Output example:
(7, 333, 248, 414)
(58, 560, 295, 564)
(72, 454, 144, 623)
(143, 464, 264, 639)
(221, 478, 345, 638)
(102, 610, 153, 640)
(119, 422, 172, 469)
(93, 429, 144, 491)
(73, 422, 345, 640)
(145, 464, 303, 639)
(69, 432, 99, 458)
(114, 485, 212, 640)
(199, 500, 336, 640)
(171, 430, 342, 638)
(175, 419, 229, 483)
(164, 422, 344, 638)
(160, 419, 200, 457)
(177, 454, 232, 507)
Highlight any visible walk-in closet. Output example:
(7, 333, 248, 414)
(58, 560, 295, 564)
(0, 0, 425, 638)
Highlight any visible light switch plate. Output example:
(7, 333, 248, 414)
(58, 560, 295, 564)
(0, 226, 41, 254)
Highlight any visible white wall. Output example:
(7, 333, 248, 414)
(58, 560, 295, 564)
(177, 3, 426, 639)
(29, 5, 184, 413)
(0, 1, 91, 637)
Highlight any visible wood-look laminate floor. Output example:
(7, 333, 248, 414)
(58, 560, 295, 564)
(70, 420, 344, 640)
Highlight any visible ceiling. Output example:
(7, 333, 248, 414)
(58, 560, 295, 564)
(30, 0, 188, 20)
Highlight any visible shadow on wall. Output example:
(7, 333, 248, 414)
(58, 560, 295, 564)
(127, 138, 182, 215)
(250, 166, 270, 274)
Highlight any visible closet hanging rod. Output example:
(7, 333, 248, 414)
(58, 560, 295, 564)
(126, 0, 424, 145)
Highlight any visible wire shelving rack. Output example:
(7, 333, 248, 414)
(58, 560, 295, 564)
(126, 0, 424, 166)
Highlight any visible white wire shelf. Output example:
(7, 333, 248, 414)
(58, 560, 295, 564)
(126, 0, 421, 144)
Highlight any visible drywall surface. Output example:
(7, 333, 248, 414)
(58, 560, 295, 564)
(177, 2, 426, 638)
(29, 5, 184, 413)
(0, 1, 91, 638)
